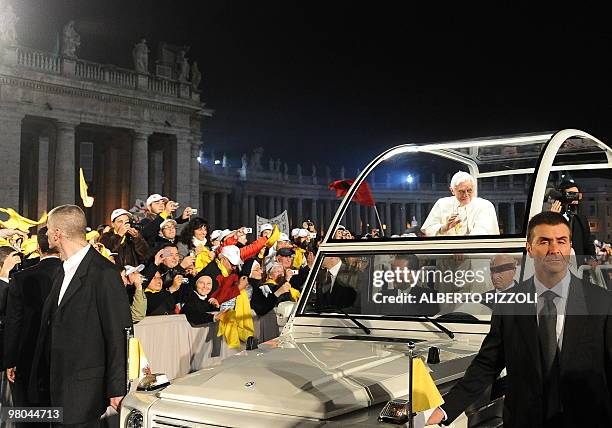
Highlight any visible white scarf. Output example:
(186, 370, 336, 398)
(192, 236, 207, 248)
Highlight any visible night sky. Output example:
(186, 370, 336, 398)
(12, 2, 612, 171)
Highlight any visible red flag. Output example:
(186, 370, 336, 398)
(328, 179, 376, 207)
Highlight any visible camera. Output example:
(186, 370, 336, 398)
(244, 227, 252, 234)
(545, 188, 580, 216)
(128, 221, 143, 231)
(191, 208, 198, 215)
(289, 269, 299, 275)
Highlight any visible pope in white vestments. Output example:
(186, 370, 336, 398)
(421, 171, 500, 236)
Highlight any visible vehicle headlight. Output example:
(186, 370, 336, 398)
(126, 409, 144, 428)
(137, 373, 170, 391)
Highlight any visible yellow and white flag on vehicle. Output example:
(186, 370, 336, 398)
(412, 358, 444, 413)
(128, 337, 151, 380)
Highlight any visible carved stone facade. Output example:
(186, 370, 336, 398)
(0, 38, 210, 225)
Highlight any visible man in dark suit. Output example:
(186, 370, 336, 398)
(428, 211, 612, 428)
(315, 256, 358, 311)
(29, 205, 132, 426)
(3, 227, 62, 409)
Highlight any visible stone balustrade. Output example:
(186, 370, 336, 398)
(7, 45, 192, 99)
(16, 47, 60, 74)
(147, 75, 179, 96)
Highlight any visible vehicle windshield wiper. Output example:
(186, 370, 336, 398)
(418, 315, 454, 339)
(319, 305, 371, 335)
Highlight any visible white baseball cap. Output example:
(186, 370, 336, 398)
(146, 193, 168, 207)
(219, 229, 233, 241)
(209, 229, 223, 241)
(160, 218, 177, 230)
(220, 245, 242, 266)
(110, 208, 132, 222)
(260, 223, 273, 232)
(124, 264, 144, 276)
(290, 228, 300, 238)
(297, 228, 309, 238)
(279, 232, 290, 242)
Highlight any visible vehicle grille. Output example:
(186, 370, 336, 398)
(151, 415, 226, 428)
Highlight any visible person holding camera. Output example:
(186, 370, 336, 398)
(100, 208, 150, 267)
(549, 178, 597, 267)
(140, 194, 194, 246)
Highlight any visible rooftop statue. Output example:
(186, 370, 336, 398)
(132, 38, 149, 74)
(191, 61, 202, 89)
(62, 20, 80, 58)
(177, 50, 190, 82)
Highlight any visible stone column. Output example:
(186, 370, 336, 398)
(282, 197, 289, 213)
(268, 196, 275, 218)
(385, 202, 391, 233)
(149, 149, 164, 193)
(54, 121, 77, 206)
(393, 203, 401, 234)
(275, 197, 282, 215)
(220, 192, 229, 227)
(325, 199, 332, 228)
(241, 193, 249, 226)
(248, 196, 256, 227)
(174, 133, 192, 206)
(400, 203, 407, 233)
(0, 111, 23, 209)
(354, 203, 361, 234)
(415, 203, 422, 226)
(130, 130, 150, 205)
(190, 140, 201, 212)
(37, 135, 50, 217)
(297, 198, 303, 223)
(207, 191, 216, 227)
(508, 202, 516, 234)
(310, 199, 318, 226)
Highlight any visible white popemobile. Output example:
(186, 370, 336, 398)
(120, 129, 612, 428)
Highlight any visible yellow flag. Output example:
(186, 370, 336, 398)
(412, 358, 444, 413)
(79, 168, 95, 207)
(128, 338, 151, 380)
(0, 208, 47, 232)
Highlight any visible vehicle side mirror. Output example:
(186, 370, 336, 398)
(275, 301, 296, 327)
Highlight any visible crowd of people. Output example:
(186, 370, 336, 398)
(0, 194, 324, 425)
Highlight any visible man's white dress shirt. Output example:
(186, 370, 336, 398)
(58, 245, 90, 306)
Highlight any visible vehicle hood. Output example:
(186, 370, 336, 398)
(158, 337, 417, 419)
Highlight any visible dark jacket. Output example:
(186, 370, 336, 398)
(0, 278, 8, 365)
(180, 290, 216, 325)
(3, 257, 62, 391)
(249, 278, 278, 316)
(141, 214, 187, 246)
(29, 247, 132, 424)
(144, 289, 178, 316)
(442, 276, 612, 428)
(99, 230, 150, 267)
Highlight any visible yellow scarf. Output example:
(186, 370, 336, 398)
(264, 279, 300, 302)
(217, 290, 254, 349)
(292, 247, 306, 269)
(194, 246, 212, 272)
(216, 258, 231, 277)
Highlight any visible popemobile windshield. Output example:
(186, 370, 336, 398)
(121, 129, 612, 428)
